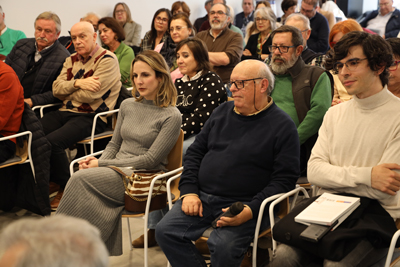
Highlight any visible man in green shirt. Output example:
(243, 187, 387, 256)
(269, 25, 332, 175)
(0, 6, 26, 59)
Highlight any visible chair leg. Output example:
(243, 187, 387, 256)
(126, 217, 133, 251)
(83, 144, 88, 155)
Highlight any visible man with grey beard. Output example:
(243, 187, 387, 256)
(269, 25, 332, 176)
(6, 11, 69, 108)
(196, 3, 243, 85)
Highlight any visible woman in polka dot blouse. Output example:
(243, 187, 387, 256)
(175, 38, 227, 143)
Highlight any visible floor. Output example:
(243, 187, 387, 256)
(0, 207, 169, 267)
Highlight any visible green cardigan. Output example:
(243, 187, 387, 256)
(113, 42, 135, 88)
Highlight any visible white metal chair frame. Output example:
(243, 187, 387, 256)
(0, 131, 36, 183)
(33, 103, 119, 156)
(77, 109, 119, 155)
(31, 103, 62, 118)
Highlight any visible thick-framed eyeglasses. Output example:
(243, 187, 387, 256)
(115, 10, 126, 14)
(210, 10, 226, 16)
(229, 78, 264, 90)
(255, 17, 268, 23)
(170, 26, 187, 32)
(156, 17, 169, 24)
(389, 60, 400, 71)
(333, 58, 367, 73)
(268, 45, 296, 54)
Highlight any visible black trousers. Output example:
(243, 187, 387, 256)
(0, 134, 16, 163)
(40, 111, 106, 188)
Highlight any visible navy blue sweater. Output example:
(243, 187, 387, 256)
(179, 101, 300, 217)
(308, 12, 330, 54)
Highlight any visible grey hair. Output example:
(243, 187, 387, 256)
(227, 5, 235, 20)
(212, 3, 231, 18)
(242, 0, 256, 6)
(0, 6, 3, 15)
(35, 11, 61, 33)
(258, 63, 275, 95)
(255, 7, 278, 31)
(285, 13, 311, 30)
(82, 12, 100, 21)
(0, 215, 109, 267)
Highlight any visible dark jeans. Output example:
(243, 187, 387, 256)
(40, 111, 106, 188)
(156, 191, 271, 267)
(0, 135, 16, 163)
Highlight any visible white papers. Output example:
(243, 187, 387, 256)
(295, 193, 360, 227)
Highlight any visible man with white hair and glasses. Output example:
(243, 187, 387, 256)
(157, 59, 300, 267)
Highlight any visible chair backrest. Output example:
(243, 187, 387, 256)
(166, 129, 184, 171)
(165, 129, 184, 204)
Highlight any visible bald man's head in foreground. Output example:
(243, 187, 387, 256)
(230, 60, 274, 115)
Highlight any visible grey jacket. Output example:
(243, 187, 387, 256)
(123, 21, 142, 47)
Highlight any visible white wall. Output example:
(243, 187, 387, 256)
(2, 0, 245, 39)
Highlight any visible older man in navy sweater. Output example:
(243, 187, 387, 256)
(156, 60, 300, 267)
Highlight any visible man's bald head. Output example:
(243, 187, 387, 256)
(230, 60, 274, 115)
(70, 21, 97, 59)
(234, 60, 274, 94)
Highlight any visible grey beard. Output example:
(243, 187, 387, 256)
(271, 53, 298, 75)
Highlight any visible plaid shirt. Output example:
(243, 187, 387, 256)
(140, 31, 169, 52)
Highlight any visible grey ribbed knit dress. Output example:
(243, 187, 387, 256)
(56, 98, 181, 256)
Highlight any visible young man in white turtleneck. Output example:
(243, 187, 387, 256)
(270, 31, 400, 266)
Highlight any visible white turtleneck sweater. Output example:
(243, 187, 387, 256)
(308, 87, 400, 219)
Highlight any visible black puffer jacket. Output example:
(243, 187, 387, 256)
(5, 38, 69, 106)
(15, 103, 51, 216)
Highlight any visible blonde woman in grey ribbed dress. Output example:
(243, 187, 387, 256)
(56, 50, 181, 256)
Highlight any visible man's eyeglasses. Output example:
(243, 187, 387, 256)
(389, 60, 400, 71)
(210, 10, 226, 16)
(268, 45, 296, 54)
(301, 7, 315, 14)
(229, 78, 264, 89)
(156, 17, 169, 24)
(170, 26, 187, 32)
(333, 58, 367, 73)
(0, 39, 3, 49)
